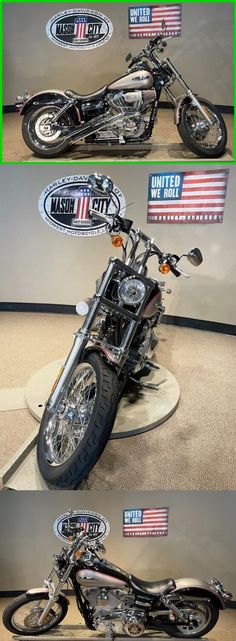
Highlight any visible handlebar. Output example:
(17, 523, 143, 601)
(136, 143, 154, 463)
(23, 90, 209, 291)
(88, 209, 191, 278)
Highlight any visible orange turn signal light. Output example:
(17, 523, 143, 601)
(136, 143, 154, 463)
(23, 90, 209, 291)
(159, 263, 170, 274)
(112, 235, 123, 248)
(75, 550, 81, 559)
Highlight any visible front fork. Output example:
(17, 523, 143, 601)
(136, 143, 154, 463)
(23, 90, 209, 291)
(47, 260, 117, 412)
(37, 566, 72, 625)
(164, 58, 213, 126)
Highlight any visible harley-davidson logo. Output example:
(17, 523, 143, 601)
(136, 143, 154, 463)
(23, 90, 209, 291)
(38, 175, 126, 237)
(54, 510, 110, 542)
(46, 9, 113, 50)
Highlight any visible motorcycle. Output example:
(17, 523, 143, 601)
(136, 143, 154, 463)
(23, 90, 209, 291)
(3, 516, 232, 638)
(16, 21, 227, 159)
(36, 173, 203, 490)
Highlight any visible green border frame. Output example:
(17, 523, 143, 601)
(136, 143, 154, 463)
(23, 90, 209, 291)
(1, 0, 235, 165)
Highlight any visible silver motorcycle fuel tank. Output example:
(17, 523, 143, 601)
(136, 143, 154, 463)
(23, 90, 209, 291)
(108, 70, 153, 91)
(76, 569, 127, 588)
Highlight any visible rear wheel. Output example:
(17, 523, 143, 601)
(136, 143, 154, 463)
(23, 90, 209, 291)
(2, 592, 68, 636)
(177, 98, 227, 158)
(22, 105, 74, 157)
(37, 352, 120, 489)
(165, 598, 219, 638)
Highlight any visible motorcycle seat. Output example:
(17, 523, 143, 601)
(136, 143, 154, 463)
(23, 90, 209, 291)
(130, 575, 176, 596)
(65, 87, 107, 101)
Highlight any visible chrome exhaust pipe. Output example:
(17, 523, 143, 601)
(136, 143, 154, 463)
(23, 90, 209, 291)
(63, 110, 138, 145)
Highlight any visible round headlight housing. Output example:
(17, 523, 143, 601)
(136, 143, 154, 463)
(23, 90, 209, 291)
(118, 277, 146, 306)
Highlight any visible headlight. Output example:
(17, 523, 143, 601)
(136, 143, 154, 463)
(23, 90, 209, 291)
(118, 277, 146, 306)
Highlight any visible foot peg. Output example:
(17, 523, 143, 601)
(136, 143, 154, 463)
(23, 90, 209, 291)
(146, 361, 160, 371)
(129, 376, 167, 390)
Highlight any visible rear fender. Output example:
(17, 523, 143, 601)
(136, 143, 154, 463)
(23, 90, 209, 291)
(19, 90, 80, 122)
(27, 587, 69, 603)
(172, 578, 225, 610)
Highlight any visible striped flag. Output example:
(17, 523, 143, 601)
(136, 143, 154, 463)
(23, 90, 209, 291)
(123, 508, 169, 537)
(128, 5, 181, 39)
(147, 170, 229, 224)
(72, 187, 91, 226)
(74, 15, 87, 40)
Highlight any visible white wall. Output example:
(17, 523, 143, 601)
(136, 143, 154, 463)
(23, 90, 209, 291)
(3, 2, 234, 106)
(0, 491, 235, 593)
(0, 164, 235, 325)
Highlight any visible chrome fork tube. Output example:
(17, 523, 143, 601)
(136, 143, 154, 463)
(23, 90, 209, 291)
(47, 259, 116, 410)
(37, 567, 73, 626)
(165, 58, 213, 125)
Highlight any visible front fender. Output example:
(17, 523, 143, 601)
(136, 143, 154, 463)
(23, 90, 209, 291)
(174, 94, 210, 125)
(27, 587, 70, 603)
(19, 90, 80, 122)
(174, 95, 190, 125)
(173, 578, 225, 610)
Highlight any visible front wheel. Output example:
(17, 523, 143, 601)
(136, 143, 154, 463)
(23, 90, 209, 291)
(177, 98, 227, 158)
(165, 598, 219, 638)
(22, 105, 74, 157)
(37, 351, 120, 489)
(2, 592, 68, 635)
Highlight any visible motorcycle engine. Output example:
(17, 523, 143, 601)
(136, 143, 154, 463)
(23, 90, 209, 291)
(95, 89, 155, 141)
(82, 587, 147, 636)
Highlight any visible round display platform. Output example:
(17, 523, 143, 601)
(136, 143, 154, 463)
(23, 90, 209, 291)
(25, 359, 180, 439)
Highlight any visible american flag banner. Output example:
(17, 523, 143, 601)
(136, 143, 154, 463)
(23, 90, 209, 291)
(74, 15, 87, 40)
(123, 508, 169, 537)
(128, 5, 181, 39)
(147, 170, 229, 224)
(72, 187, 91, 226)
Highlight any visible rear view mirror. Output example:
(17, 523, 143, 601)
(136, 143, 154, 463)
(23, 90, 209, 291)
(187, 248, 203, 267)
(88, 174, 114, 195)
(126, 53, 132, 62)
(161, 19, 166, 30)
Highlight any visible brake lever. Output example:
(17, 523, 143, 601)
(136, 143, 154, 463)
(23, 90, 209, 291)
(174, 266, 190, 278)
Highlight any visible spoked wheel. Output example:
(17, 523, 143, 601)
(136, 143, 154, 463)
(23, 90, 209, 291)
(165, 598, 219, 638)
(37, 352, 120, 489)
(177, 98, 227, 158)
(22, 105, 74, 157)
(2, 592, 68, 636)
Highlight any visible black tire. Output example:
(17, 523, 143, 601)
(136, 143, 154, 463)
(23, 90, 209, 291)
(2, 592, 68, 636)
(22, 105, 74, 157)
(164, 598, 219, 638)
(37, 351, 120, 489)
(177, 98, 227, 158)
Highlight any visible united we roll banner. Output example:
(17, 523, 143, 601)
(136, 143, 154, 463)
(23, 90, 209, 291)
(128, 4, 182, 39)
(147, 169, 229, 224)
(123, 507, 169, 537)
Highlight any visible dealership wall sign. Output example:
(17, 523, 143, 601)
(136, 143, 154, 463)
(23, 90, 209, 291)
(46, 9, 113, 50)
(54, 510, 110, 543)
(38, 175, 126, 237)
(128, 5, 182, 39)
(147, 169, 229, 224)
(123, 507, 169, 537)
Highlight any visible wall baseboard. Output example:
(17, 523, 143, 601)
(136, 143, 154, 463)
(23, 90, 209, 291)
(3, 103, 234, 115)
(0, 302, 235, 336)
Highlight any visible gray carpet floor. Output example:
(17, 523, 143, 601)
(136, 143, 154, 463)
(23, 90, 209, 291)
(0, 312, 235, 490)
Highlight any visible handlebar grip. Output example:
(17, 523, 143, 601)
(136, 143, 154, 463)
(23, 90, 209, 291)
(150, 35, 161, 46)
